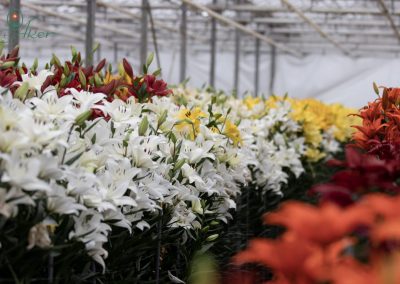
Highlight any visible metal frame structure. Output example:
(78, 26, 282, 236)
(2, 0, 400, 93)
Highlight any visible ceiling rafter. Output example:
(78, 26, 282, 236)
(97, 1, 208, 43)
(182, 0, 303, 57)
(280, 0, 352, 56)
(21, 2, 140, 39)
(376, 0, 400, 42)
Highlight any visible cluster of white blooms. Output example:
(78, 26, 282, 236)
(0, 76, 346, 269)
(0, 85, 249, 269)
(173, 87, 313, 195)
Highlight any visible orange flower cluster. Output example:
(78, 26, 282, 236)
(353, 87, 400, 159)
(232, 194, 400, 284)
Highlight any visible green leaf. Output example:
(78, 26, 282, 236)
(213, 113, 222, 120)
(0, 39, 4, 55)
(169, 132, 177, 144)
(91, 133, 96, 144)
(174, 159, 186, 171)
(65, 151, 85, 166)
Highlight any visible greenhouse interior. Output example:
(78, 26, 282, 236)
(1, 0, 400, 283)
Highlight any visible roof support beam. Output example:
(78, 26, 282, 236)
(280, 0, 351, 56)
(269, 45, 276, 95)
(97, 1, 207, 42)
(182, 0, 302, 57)
(233, 0, 241, 94)
(8, 0, 20, 52)
(254, 38, 260, 96)
(208, 4, 391, 15)
(179, 3, 187, 82)
(85, 0, 96, 67)
(140, 0, 148, 68)
(376, 0, 400, 42)
(209, 0, 217, 87)
(21, 2, 139, 39)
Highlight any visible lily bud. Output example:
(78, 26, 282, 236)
(138, 115, 149, 136)
(63, 62, 70, 76)
(205, 234, 219, 242)
(94, 73, 102, 87)
(95, 58, 106, 73)
(0, 61, 15, 69)
(51, 53, 61, 67)
(123, 58, 134, 78)
(174, 159, 186, 171)
(78, 68, 87, 89)
(75, 110, 93, 126)
(157, 110, 168, 128)
(373, 82, 379, 96)
(14, 82, 29, 100)
(31, 58, 38, 72)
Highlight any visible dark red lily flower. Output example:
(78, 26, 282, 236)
(310, 184, 354, 207)
(222, 268, 263, 284)
(143, 74, 172, 97)
(367, 139, 400, 165)
(0, 71, 17, 88)
(309, 146, 400, 206)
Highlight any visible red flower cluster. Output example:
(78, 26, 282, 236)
(310, 146, 400, 206)
(43, 54, 119, 98)
(1, 48, 172, 121)
(353, 87, 400, 158)
(0, 47, 19, 89)
(122, 59, 172, 102)
(2, 48, 171, 104)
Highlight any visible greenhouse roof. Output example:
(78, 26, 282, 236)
(1, 0, 400, 59)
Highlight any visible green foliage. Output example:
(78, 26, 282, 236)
(0, 151, 344, 283)
(210, 149, 345, 271)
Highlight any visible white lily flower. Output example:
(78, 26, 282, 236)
(28, 92, 74, 119)
(181, 164, 205, 186)
(0, 187, 34, 218)
(27, 218, 56, 249)
(0, 152, 51, 192)
(65, 88, 106, 116)
(21, 70, 53, 91)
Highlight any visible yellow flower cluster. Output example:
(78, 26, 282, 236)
(264, 96, 360, 161)
(173, 87, 358, 162)
(223, 119, 242, 146)
(175, 107, 206, 140)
